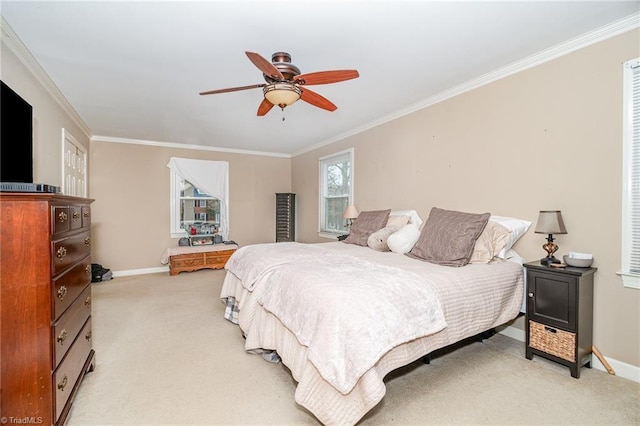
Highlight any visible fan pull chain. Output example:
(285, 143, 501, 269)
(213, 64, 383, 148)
(281, 107, 286, 122)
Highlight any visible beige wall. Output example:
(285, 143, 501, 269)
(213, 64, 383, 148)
(89, 140, 291, 272)
(4, 18, 638, 370)
(292, 30, 640, 368)
(0, 43, 90, 188)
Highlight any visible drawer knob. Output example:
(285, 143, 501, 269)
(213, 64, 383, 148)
(57, 329, 68, 344)
(528, 292, 534, 298)
(73, 211, 81, 220)
(85, 264, 91, 275)
(85, 330, 92, 341)
(85, 296, 92, 307)
(57, 375, 68, 391)
(83, 211, 90, 218)
(57, 285, 68, 300)
(56, 246, 67, 259)
(58, 211, 68, 222)
(84, 236, 91, 245)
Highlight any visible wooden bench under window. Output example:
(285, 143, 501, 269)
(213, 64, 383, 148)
(161, 244, 238, 276)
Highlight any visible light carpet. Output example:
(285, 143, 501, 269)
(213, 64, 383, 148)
(68, 270, 640, 425)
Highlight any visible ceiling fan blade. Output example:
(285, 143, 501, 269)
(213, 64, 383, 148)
(300, 88, 337, 112)
(245, 51, 284, 80)
(199, 84, 265, 96)
(294, 70, 359, 85)
(257, 98, 275, 116)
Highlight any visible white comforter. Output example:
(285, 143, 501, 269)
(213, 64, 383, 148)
(225, 242, 327, 290)
(222, 242, 524, 425)
(237, 244, 448, 394)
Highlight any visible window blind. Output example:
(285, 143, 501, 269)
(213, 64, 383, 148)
(624, 59, 640, 280)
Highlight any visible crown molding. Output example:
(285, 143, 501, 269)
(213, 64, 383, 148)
(0, 17, 92, 139)
(91, 135, 291, 158)
(292, 12, 640, 157)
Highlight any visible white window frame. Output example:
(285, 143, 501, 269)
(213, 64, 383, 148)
(170, 171, 188, 238)
(318, 148, 354, 238)
(620, 58, 640, 289)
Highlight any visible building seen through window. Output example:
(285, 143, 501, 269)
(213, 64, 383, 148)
(180, 178, 220, 235)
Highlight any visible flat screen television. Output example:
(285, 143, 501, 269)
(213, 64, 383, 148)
(1, 80, 34, 183)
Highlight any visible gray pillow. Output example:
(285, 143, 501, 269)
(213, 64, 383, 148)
(343, 209, 391, 246)
(407, 207, 490, 267)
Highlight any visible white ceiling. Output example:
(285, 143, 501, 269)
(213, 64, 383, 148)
(2, 1, 639, 156)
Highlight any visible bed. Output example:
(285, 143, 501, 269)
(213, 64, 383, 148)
(220, 208, 529, 425)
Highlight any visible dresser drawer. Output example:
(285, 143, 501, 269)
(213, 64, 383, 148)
(52, 285, 92, 367)
(70, 206, 83, 230)
(52, 205, 71, 237)
(52, 231, 91, 276)
(52, 256, 91, 319)
(53, 317, 92, 423)
(81, 206, 91, 229)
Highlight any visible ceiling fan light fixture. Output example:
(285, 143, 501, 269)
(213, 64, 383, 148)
(263, 83, 301, 108)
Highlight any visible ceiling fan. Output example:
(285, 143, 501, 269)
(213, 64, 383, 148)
(199, 51, 359, 116)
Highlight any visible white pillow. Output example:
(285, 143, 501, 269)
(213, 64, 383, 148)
(387, 223, 421, 254)
(390, 210, 423, 229)
(386, 215, 410, 228)
(489, 216, 532, 259)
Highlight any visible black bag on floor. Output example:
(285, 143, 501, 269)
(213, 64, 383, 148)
(91, 263, 112, 282)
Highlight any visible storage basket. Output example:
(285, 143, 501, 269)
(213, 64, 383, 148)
(529, 321, 575, 362)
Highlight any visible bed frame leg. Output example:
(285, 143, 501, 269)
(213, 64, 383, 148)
(422, 354, 431, 364)
(476, 328, 496, 343)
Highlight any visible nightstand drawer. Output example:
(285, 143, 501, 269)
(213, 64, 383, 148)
(529, 321, 575, 362)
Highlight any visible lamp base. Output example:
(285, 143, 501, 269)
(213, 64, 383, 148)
(540, 256, 561, 266)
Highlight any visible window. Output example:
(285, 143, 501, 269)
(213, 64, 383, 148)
(177, 177, 221, 234)
(168, 158, 229, 239)
(621, 58, 640, 289)
(319, 149, 353, 235)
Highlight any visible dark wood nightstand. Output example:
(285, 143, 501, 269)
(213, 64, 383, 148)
(524, 261, 596, 378)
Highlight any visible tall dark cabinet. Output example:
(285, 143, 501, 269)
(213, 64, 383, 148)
(276, 193, 295, 242)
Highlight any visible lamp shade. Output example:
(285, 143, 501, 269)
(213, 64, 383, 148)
(534, 210, 567, 234)
(343, 205, 359, 219)
(263, 83, 301, 107)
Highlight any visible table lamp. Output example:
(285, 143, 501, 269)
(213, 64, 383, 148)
(343, 205, 359, 229)
(534, 210, 567, 266)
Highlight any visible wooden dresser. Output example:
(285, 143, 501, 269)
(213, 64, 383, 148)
(0, 193, 95, 425)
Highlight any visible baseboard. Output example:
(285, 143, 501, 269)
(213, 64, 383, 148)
(112, 266, 169, 277)
(498, 325, 640, 384)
